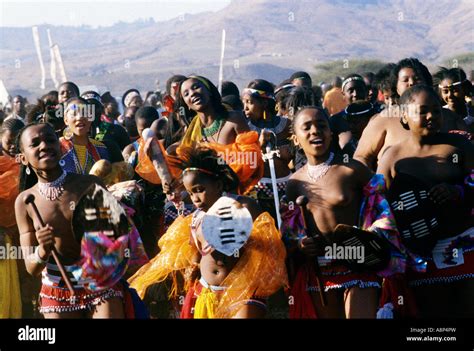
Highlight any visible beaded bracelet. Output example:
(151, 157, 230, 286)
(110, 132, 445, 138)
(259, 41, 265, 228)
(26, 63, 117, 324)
(34, 246, 49, 265)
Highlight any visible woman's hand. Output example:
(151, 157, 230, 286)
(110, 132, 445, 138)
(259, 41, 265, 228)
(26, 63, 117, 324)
(298, 236, 320, 257)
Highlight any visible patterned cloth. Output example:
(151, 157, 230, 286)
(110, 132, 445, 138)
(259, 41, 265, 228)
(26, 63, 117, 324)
(164, 201, 195, 231)
(254, 175, 290, 200)
(282, 174, 422, 318)
(407, 228, 474, 287)
(59, 137, 110, 174)
(72, 224, 149, 292)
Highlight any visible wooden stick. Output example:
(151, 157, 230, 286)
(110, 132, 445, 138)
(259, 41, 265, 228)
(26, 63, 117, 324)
(296, 195, 327, 307)
(24, 194, 75, 296)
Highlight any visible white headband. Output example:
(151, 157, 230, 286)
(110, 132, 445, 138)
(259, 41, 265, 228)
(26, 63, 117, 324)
(342, 76, 365, 91)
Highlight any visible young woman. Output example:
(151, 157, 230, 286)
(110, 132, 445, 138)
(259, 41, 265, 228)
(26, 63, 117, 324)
(329, 74, 368, 155)
(355, 58, 468, 171)
(377, 85, 474, 317)
(14, 123, 146, 318)
(58, 82, 80, 104)
(0, 119, 24, 317)
(129, 146, 287, 318)
(122, 89, 143, 109)
(101, 92, 120, 123)
(434, 67, 474, 134)
(81, 91, 130, 151)
(167, 76, 263, 199)
(242, 79, 292, 222)
(177, 76, 249, 147)
(284, 106, 405, 318)
(59, 97, 116, 175)
(1, 118, 24, 157)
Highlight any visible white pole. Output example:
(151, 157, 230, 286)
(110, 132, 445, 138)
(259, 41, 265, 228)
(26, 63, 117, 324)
(46, 29, 59, 88)
(32, 26, 46, 90)
(218, 29, 226, 94)
(52, 44, 68, 83)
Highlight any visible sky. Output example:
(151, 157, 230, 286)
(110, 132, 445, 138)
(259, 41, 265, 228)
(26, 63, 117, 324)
(0, 0, 232, 27)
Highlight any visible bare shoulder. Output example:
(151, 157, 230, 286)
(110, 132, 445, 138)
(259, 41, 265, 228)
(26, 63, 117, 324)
(15, 188, 32, 214)
(344, 158, 373, 184)
(366, 112, 387, 128)
(227, 111, 248, 128)
(286, 173, 303, 202)
(226, 110, 246, 123)
(378, 143, 403, 164)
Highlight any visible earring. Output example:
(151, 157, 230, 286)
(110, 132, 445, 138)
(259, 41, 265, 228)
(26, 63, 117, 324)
(25, 166, 31, 175)
(263, 110, 267, 120)
(63, 126, 73, 140)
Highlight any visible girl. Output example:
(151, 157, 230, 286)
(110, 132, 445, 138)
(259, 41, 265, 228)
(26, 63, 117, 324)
(122, 89, 143, 109)
(355, 58, 468, 171)
(377, 85, 474, 317)
(0, 119, 24, 317)
(129, 146, 287, 318)
(330, 74, 368, 156)
(59, 97, 113, 175)
(58, 82, 79, 104)
(434, 67, 474, 134)
(82, 91, 130, 151)
(14, 123, 147, 318)
(166, 76, 262, 199)
(1, 118, 24, 157)
(242, 79, 292, 222)
(284, 106, 405, 318)
(177, 75, 249, 147)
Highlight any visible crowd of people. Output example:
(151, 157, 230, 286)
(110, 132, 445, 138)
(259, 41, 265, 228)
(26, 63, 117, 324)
(0, 57, 473, 319)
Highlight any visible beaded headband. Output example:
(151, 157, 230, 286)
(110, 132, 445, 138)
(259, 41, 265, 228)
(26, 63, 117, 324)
(342, 76, 365, 91)
(242, 88, 275, 100)
(183, 167, 219, 177)
(438, 80, 466, 89)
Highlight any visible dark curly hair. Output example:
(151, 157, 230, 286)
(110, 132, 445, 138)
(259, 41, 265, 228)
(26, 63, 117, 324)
(179, 145, 239, 192)
(390, 58, 433, 101)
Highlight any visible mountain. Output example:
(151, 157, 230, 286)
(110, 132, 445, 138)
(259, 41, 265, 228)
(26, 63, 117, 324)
(0, 0, 472, 100)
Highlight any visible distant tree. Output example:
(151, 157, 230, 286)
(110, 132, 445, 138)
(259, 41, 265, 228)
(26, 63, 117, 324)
(313, 59, 387, 84)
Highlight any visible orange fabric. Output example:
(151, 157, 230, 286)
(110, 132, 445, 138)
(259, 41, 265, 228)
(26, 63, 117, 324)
(128, 215, 195, 299)
(128, 211, 288, 318)
(323, 87, 347, 116)
(137, 131, 264, 195)
(0, 155, 20, 228)
(188, 131, 264, 195)
(134, 137, 181, 185)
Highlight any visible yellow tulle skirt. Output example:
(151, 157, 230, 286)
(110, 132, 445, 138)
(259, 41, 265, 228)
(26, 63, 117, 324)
(129, 211, 288, 318)
(0, 235, 22, 318)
